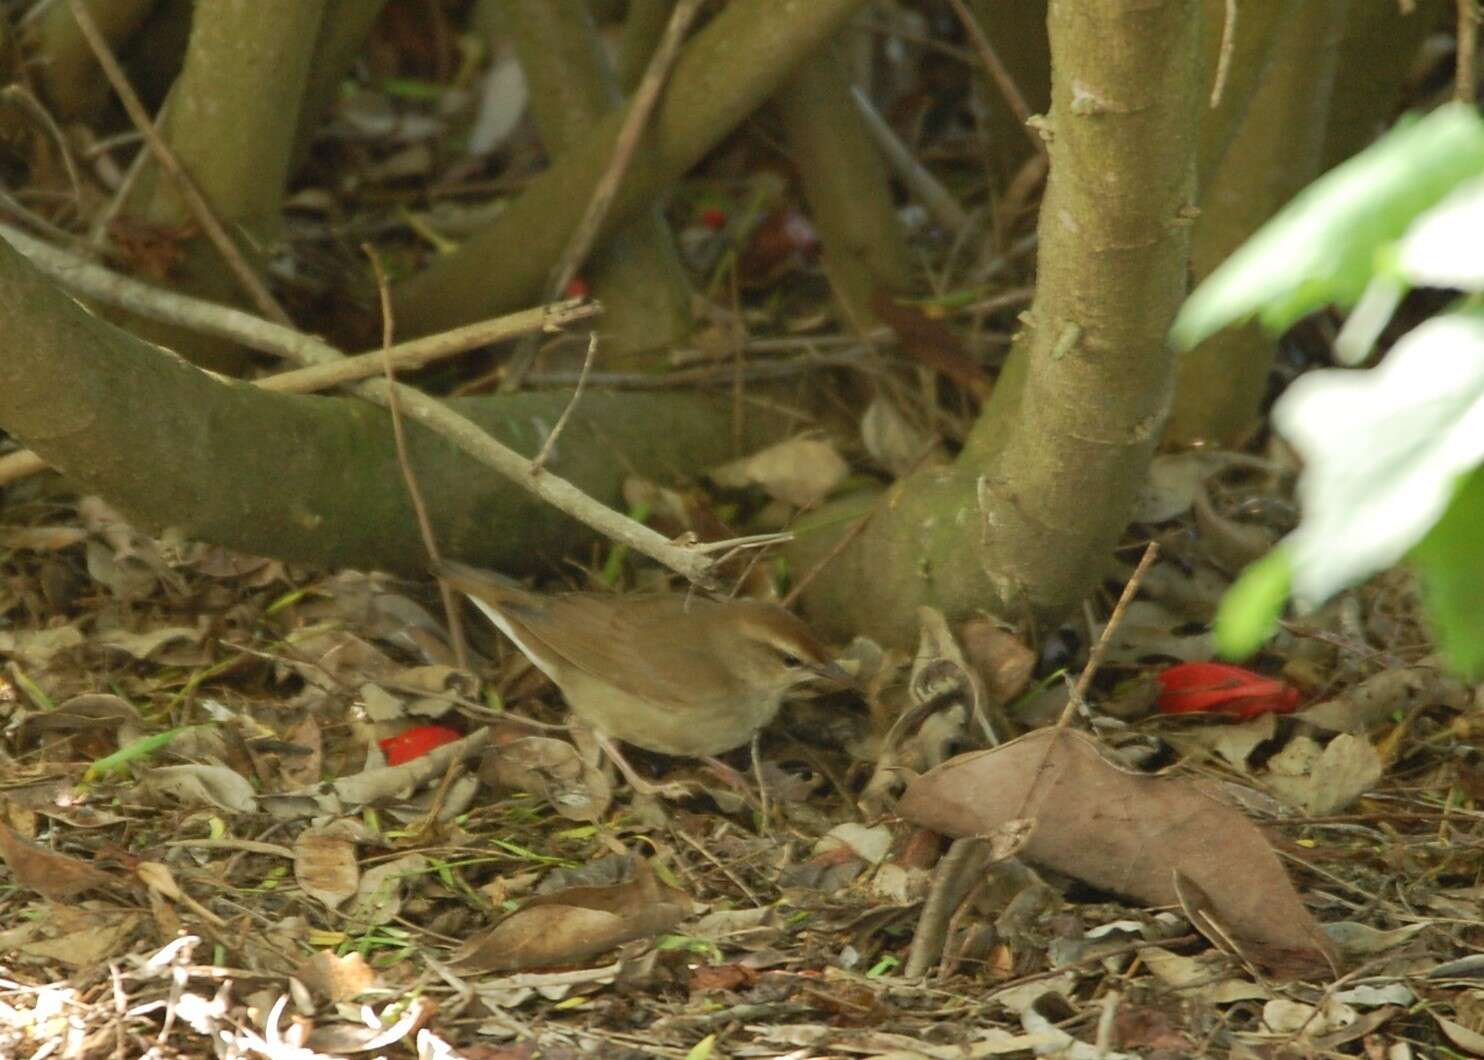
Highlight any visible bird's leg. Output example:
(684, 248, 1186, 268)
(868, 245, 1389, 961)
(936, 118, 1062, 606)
(701, 736, 768, 821)
(700, 756, 750, 790)
(594, 732, 695, 800)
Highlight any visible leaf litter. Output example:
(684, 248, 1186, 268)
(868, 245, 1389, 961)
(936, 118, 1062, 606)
(2, 479, 1484, 1055)
(1, 16, 1482, 1054)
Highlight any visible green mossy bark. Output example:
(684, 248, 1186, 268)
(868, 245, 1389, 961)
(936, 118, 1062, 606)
(290, 0, 390, 175)
(131, 0, 324, 229)
(794, 0, 1200, 647)
(0, 235, 776, 575)
(1196, 0, 1301, 189)
(776, 46, 914, 332)
(391, 0, 871, 337)
(498, 0, 692, 362)
(1168, 0, 1348, 445)
(110, 0, 325, 374)
(616, 0, 676, 92)
(1322, 0, 1443, 171)
(30, 0, 158, 122)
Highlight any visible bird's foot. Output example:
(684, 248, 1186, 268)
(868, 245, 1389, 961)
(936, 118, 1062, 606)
(595, 732, 696, 800)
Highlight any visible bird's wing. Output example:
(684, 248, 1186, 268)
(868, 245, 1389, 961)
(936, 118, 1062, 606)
(520, 594, 745, 708)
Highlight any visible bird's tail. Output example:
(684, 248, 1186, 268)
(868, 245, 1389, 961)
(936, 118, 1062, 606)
(431, 559, 534, 608)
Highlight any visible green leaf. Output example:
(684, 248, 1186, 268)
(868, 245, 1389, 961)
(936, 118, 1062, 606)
(1215, 547, 1292, 660)
(1410, 466, 1484, 678)
(1171, 103, 1484, 351)
(84, 725, 198, 781)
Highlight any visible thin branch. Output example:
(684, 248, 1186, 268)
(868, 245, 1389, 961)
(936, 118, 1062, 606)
(0, 86, 83, 214)
(351, 374, 718, 584)
(258, 304, 602, 392)
(941, 0, 1047, 162)
(0, 222, 331, 364)
(0, 225, 717, 583)
(65, 0, 293, 326)
(531, 331, 598, 474)
(1000, 542, 1162, 886)
(502, 0, 705, 393)
(366, 244, 468, 669)
(0, 221, 599, 381)
(1458, 0, 1480, 104)
(850, 85, 970, 236)
(1069, 541, 1160, 709)
(546, 0, 706, 303)
(1210, 0, 1238, 108)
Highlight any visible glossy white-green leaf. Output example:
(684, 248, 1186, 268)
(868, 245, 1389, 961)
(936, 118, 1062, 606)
(1274, 310, 1484, 607)
(1396, 173, 1484, 291)
(1171, 104, 1484, 351)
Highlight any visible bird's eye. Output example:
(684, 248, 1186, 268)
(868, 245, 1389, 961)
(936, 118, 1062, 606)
(779, 653, 802, 668)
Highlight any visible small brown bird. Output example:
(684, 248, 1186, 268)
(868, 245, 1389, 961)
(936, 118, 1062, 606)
(436, 560, 847, 794)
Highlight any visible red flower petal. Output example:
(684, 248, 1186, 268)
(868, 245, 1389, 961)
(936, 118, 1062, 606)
(1156, 662, 1301, 719)
(379, 725, 463, 765)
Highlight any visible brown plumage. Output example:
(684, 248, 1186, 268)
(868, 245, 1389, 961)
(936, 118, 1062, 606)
(437, 561, 846, 761)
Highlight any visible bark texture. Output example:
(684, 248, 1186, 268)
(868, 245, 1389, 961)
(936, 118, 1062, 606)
(0, 235, 776, 575)
(1168, 0, 1348, 445)
(776, 45, 914, 332)
(498, 0, 692, 360)
(31, 0, 158, 121)
(793, 0, 1201, 646)
(391, 0, 871, 337)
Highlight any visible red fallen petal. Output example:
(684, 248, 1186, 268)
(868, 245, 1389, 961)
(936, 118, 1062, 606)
(563, 276, 590, 300)
(379, 725, 463, 766)
(1157, 662, 1302, 718)
(699, 207, 728, 230)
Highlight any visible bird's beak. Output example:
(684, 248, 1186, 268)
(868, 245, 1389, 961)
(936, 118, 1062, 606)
(808, 659, 857, 689)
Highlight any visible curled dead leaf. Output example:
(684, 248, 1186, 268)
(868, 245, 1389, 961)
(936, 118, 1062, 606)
(708, 434, 849, 508)
(898, 729, 1337, 978)
(450, 856, 692, 973)
(0, 821, 115, 900)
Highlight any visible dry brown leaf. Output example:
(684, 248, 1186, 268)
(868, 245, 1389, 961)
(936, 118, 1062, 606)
(0, 525, 88, 551)
(898, 729, 1337, 978)
(869, 288, 990, 398)
(293, 950, 381, 1004)
(708, 434, 849, 508)
(294, 828, 360, 910)
(0, 625, 85, 667)
(1263, 732, 1383, 815)
(1296, 665, 1471, 733)
(94, 622, 205, 661)
(304, 996, 434, 1055)
(140, 763, 257, 813)
(0, 821, 115, 899)
(959, 618, 1035, 705)
(15, 692, 142, 744)
(860, 397, 935, 477)
(347, 853, 428, 928)
(20, 911, 141, 968)
(277, 716, 324, 788)
(451, 857, 691, 973)
(331, 727, 490, 805)
(481, 736, 612, 821)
